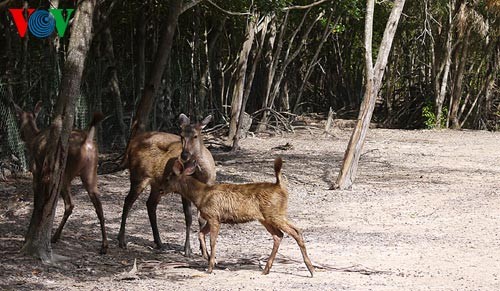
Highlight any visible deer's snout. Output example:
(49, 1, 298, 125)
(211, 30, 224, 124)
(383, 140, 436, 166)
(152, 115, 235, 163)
(180, 151, 190, 162)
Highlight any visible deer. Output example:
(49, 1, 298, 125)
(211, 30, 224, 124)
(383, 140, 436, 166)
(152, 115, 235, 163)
(14, 101, 108, 254)
(117, 114, 216, 257)
(162, 157, 315, 277)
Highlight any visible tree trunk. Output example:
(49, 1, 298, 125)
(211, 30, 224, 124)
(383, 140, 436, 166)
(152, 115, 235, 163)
(293, 12, 333, 113)
(232, 14, 270, 150)
(435, 0, 455, 128)
(255, 11, 287, 132)
(129, 0, 183, 139)
(102, 26, 127, 147)
(134, 12, 146, 113)
(227, 14, 257, 142)
(258, 10, 323, 131)
(449, 29, 471, 129)
(332, 0, 406, 190)
(21, 0, 96, 263)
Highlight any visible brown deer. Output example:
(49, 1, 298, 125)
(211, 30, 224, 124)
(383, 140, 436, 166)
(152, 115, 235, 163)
(117, 114, 216, 256)
(14, 101, 108, 254)
(163, 157, 314, 277)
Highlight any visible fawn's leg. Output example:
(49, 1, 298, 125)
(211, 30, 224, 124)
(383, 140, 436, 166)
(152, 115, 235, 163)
(51, 183, 73, 243)
(199, 221, 210, 259)
(82, 170, 108, 254)
(261, 221, 284, 275)
(278, 221, 315, 277)
(207, 220, 220, 273)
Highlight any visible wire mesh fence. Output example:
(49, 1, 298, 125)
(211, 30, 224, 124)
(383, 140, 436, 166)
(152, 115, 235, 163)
(0, 83, 28, 173)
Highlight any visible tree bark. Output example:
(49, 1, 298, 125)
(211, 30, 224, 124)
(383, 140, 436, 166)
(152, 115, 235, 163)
(129, 0, 183, 139)
(332, 0, 406, 190)
(21, 0, 96, 263)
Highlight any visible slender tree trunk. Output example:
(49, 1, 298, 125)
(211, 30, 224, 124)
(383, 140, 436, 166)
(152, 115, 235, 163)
(21, 1, 29, 100)
(255, 11, 287, 132)
(232, 14, 270, 150)
(199, 18, 225, 115)
(228, 14, 257, 142)
(332, 0, 406, 190)
(129, 0, 183, 139)
(259, 9, 323, 130)
(134, 12, 146, 112)
(102, 27, 127, 147)
(435, 0, 455, 128)
(449, 29, 471, 129)
(485, 40, 499, 115)
(293, 12, 333, 113)
(21, 0, 96, 263)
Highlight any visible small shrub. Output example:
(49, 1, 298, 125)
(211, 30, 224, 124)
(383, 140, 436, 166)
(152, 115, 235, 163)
(422, 103, 447, 129)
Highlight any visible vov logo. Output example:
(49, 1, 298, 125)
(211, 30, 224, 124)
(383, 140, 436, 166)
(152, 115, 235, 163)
(9, 8, 74, 38)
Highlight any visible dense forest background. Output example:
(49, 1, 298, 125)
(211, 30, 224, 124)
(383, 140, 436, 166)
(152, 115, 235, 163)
(0, 0, 499, 172)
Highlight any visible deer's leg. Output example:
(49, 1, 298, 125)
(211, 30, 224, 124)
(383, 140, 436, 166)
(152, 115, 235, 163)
(147, 185, 164, 249)
(261, 221, 284, 275)
(51, 183, 73, 243)
(81, 170, 108, 255)
(198, 222, 210, 259)
(118, 179, 148, 248)
(181, 197, 193, 257)
(207, 220, 220, 273)
(278, 221, 314, 277)
(197, 211, 207, 256)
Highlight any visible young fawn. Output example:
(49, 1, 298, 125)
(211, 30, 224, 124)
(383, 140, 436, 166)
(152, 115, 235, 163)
(163, 157, 315, 277)
(118, 114, 216, 256)
(15, 101, 108, 254)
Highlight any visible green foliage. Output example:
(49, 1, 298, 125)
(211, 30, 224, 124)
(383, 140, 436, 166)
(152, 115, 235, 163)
(332, 23, 346, 34)
(422, 103, 448, 129)
(338, 0, 364, 20)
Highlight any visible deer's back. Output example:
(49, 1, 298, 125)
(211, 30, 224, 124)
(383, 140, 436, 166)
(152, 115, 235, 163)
(201, 183, 288, 223)
(31, 129, 98, 178)
(127, 132, 182, 183)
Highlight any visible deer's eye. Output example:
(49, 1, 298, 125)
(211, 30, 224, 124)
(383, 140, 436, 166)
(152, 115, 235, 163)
(193, 135, 198, 139)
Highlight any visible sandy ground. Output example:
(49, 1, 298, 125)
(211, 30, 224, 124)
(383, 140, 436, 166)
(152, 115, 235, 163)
(0, 128, 499, 290)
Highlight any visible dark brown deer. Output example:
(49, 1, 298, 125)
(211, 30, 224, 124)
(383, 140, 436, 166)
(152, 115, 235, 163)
(15, 101, 108, 254)
(117, 114, 216, 256)
(163, 157, 314, 277)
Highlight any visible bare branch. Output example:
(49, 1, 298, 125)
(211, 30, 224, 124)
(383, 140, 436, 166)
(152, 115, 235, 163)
(206, 0, 251, 16)
(181, 0, 203, 14)
(282, 0, 330, 11)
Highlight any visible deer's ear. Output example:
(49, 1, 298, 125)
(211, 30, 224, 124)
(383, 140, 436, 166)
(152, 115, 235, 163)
(199, 115, 212, 129)
(173, 159, 183, 176)
(13, 103, 23, 119)
(179, 113, 190, 128)
(34, 101, 42, 117)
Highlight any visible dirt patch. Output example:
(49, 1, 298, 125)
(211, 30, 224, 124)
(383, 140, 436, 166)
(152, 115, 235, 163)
(1, 128, 499, 290)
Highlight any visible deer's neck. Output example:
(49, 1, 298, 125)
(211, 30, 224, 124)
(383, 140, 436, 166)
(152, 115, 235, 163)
(179, 177, 208, 208)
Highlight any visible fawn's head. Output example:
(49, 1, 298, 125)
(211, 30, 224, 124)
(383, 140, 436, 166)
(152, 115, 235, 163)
(14, 100, 42, 142)
(178, 113, 212, 163)
(161, 158, 197, 194)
